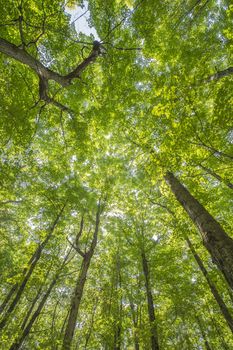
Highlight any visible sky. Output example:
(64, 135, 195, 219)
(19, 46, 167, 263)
(65, 1, 100, 40)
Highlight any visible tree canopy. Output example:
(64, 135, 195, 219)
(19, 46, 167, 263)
(0, 0, 232, 349)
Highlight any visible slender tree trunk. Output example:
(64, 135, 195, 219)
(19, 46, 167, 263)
(83, 299, 98, 350)
(129, 296, 140, 350)
(0, 204, 65, 331)
(165, 172, 233, 290)
(141, 250, 159, 350)
(196, 315, 212, 350)
(9, 276, 58, 350)
(9, 248, 70, 350)
(0, 283, 18, 315)
(199, 164, 233, 190)
(20, 284, 43, 330)
(114, 254, 122, 350)
(62, 205, 101, 350)
(186, 237, 233, 333)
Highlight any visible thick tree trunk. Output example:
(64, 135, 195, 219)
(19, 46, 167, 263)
(186, 237, 233, 333)
(62, 206, 101, 350)
(0, 204, 65, 331)
(165, 172, 233, 290)
(141, 250, 159, 350)
(199, 164, 233, 190)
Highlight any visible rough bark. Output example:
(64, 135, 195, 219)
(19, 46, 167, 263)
(62, 205, 101, 350)
(199, 164, 233, 190)
(186, 237, 233, 333)
(141, 250, 159, 350)
(165, 172, 233, 290)
(0, 204, 65, 331)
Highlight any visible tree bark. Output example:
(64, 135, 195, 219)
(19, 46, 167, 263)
(62, 205, 101, 350)
(0, 38, 101, 109)
(141, 250, 159, 350)
(186, 237, 233, 333)
(165, 172, 233, 290)
(0, 204, 65, 331)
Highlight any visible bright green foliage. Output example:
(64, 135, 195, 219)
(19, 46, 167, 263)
(0, 0, 232, 349)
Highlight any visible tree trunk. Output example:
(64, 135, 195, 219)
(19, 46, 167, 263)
(0, 204, 65, 331)
(129, 296, 140, 350)
(62, 205, 101, 350)
(186, 237, 233, 333)
(141, 250, 159, 350)
(9, 248, 70, 350)
(0, 283, 18, 315)
(20, 284, 43, 330)
(9, 275, 58, 350)
(196, 315, 212, 350)
(199, 164, 233, 190)
(165, 171, 233, 290)
(83, 299, 98, 350)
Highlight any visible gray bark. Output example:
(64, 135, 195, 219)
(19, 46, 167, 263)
(165, 172, 233, 290)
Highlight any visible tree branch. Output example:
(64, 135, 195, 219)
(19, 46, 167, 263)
(0, 37, 102, 111)
(206, 67, 233, 82)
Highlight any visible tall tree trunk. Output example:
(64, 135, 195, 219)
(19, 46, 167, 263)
(0, 283, 18, 315)
(62, 205, 101, 350)
(0, 204, 66, 331)
(199, 164, 233, 190)
(165, 172, 233, 290)
(196, 315, 212, 350)
(114, 254, 122, 350)
(141, 250, 159, 350)
(186, 237, 233, 333)
(20, 284, 43, 331)
(83, 299, 98, 350)
(9, 275, 58, 350)
(9, 248, 71, 350)
(128, 296, 140, 350)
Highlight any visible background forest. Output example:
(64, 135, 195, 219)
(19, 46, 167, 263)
(0, 0, 233, 349)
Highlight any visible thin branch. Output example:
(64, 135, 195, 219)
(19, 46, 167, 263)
(66, 237, 85, 258)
